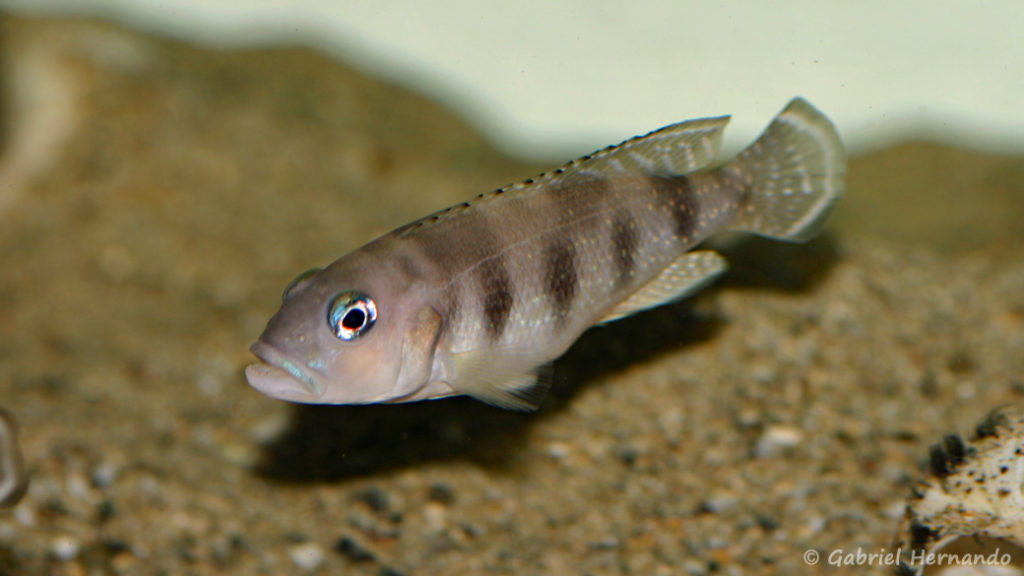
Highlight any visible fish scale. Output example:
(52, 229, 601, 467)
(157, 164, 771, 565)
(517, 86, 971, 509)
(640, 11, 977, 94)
(247, 97, 845, 410)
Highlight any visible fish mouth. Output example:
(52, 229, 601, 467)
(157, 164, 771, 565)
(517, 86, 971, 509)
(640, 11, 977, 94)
(246, 341, 326, 402)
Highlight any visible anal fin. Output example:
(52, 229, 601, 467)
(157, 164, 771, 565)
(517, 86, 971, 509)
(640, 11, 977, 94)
(599, 250, 727, 324)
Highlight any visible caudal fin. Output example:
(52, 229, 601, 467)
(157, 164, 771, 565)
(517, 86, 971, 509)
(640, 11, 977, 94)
(727, 98, 845, 242)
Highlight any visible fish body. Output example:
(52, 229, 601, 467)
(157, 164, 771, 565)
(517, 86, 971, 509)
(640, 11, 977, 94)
(247, 98, 845, 410)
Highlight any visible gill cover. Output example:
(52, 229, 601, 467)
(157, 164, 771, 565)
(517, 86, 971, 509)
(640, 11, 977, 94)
(392, 305, 444, 402)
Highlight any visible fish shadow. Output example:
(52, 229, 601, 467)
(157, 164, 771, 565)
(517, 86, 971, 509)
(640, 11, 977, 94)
(255, 233, 843, 482)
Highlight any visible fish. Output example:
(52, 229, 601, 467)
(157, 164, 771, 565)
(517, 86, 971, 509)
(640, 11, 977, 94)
(0, 408, 28, 507)
(246, 97, 845, 410)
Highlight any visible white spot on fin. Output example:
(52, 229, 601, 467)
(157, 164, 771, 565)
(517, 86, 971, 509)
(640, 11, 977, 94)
(599, 250, 727, 324)
(448, 347, 552, 411)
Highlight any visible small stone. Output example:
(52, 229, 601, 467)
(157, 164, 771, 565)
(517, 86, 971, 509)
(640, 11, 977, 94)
(97, 499, 117, 523)
(250, 412, 289, 444)
(427, 483, 455, 505)
(616, 444, 640, 467)
(196, 372, 223, 397)
(50, 535, 81, 561)
(460, 522, 484, 538)
(588, 537, 620, 550)
(220, 441, 258, 468)
(683, 559, 708, 575)
(757, 515, 780, 532)
(334, 535, 376, 563)
(803, 515, 827, 535)
(378, 567, 407, 576)
(354, 486, 390, 513)
(699, 490, 739, 514)
(110, 551, 138, 573)
(955, 381, 977, 401)
(423, 502, 447, 532)
(66, 473, 92, 501)
(755, 425, 803, 458)
(101, 538, 130, 554)
(288, 542, 326, 571)
(736, 408, 762, 429)
(91, 463, 119, 488)
(545, 442, 571, 460)
(750, 363, 778, 384)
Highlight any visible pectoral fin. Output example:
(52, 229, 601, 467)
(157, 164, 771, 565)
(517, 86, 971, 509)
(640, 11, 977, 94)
(600, 250, 727, 324)
(448, 347, 552, 411)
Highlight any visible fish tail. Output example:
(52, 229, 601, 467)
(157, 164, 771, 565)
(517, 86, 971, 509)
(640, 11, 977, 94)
(726, 97, 846, 242)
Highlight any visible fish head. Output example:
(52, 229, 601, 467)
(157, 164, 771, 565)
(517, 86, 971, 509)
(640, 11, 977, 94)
(246, 254, 440, 405)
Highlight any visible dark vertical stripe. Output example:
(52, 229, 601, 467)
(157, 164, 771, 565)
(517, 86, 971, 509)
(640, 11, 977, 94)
(405, 215, 502, 341)
(478, 256, 514, 341)
(544, 238, 577, 325)
(650, 175, 700, 241)
(611, 210, 638, 287)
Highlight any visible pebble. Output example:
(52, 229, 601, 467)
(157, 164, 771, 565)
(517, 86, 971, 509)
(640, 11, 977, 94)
(750, 363, 778, 384)
(354, 485, 390, 513)
(334, 535, 376, 563)
(288, 542, 326, 571)
(545, 442, 571, 460)
(803, 516, 828, 539)
(700, 490, 740, 514)
(50, 535, 81, 561)
(616, 444, 640, 466)
(755, 425, 803, 458)
(683, 559, 708, 575)
(110, 551, 138, 573)
(97, 499, 117, 523)
(658, 409, 685, 440)
(423, 502, 448, 532)
(91, 463, 120, 488)
(427, 482, 455, 505)
(66, 472, 92, 501)
(249, 412, 289, 444)
(587, 537, 620, 550)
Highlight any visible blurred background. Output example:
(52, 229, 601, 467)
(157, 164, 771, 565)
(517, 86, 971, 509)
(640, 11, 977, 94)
(2, 0, 1022, 159)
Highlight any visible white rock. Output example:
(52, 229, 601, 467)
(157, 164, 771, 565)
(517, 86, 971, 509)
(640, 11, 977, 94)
(288, 542, 326, 571)
(50, 535, 80, 561)
(755, 425, 803, 458)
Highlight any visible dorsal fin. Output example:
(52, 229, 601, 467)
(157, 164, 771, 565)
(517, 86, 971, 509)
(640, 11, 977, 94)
(503, 113, 731, 194)
(395, 114, 731, 238)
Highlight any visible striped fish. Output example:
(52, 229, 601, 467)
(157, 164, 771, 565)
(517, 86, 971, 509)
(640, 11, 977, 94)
(0, 408, 28, 507)
(247, 98, 845, 410)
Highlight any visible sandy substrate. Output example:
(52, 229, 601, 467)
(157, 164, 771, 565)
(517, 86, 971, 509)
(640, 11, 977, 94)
(0, 15, 1022, 576)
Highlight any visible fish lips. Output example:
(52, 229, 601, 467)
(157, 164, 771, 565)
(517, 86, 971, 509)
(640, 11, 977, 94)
(246, 341, 327, 403)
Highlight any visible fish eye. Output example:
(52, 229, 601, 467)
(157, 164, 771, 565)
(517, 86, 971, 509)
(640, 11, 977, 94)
(328, 291, 377, 341)
(283, 268, 322, 301)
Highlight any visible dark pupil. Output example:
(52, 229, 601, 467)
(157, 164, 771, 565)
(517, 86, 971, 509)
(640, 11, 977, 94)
(342, 308, 366, 330)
